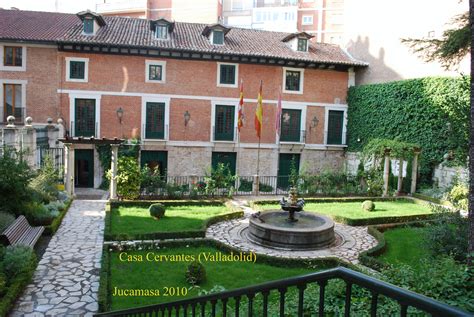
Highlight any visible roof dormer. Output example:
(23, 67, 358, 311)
(202, 24, 231, 45)
(282, 32, 314, 52)
(150, 18, 175, 40)
(76, 10, 106, 36)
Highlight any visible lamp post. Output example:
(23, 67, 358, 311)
(184, 111, 191, 126)
(116, 107, 124, 124)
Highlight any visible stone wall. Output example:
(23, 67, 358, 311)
(433, 164, 468, 189)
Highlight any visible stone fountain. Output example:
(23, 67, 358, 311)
(248, 188, 336, 250)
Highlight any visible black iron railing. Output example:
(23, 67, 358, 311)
(94, 267, 469, 317)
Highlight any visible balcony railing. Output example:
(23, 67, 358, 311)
(70, 121, 98, 138)
(94, 267, 469, 317)
(280, 128, 306, 143)
(142, 124, 168, 140)
(213, 126, 237, 142)
(3, 108, 24, 124)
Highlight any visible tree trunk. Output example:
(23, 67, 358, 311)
(469, 0, 474, 268)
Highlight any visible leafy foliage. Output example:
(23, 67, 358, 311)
(204, 163, 236, 197)
(0, 148, 34, 215)
(362, 138, 419, 160)
(347, 76, 469, 183)
(149, 203, 166, 219)
(111, 156, 141, 200)
(424, 206, 468, 262)
(28, 156, 60, 204)
(0, 245, 37, 282)
(0, 213, 15, 233)
(185, 261, 206, 285)
(402, 12, 470, 70)
(447, 183, 468, 210)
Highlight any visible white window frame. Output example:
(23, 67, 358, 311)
(0, 79, 27, 123)
(216, 62, 239, 88)
(210, 100, 239, 143)
(324, 106, 348, 146)
(145, 60, 166, 83)
(282, 67, 304, 94)
(141, 96, 170, 141)
(0, 45, 27, 72)
(277, 103, 307, 144)
(66, 57, 89, 83)
(68, 93, 101, 137)
(302, 15, 313, 25)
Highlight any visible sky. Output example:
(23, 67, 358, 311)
(0, 0, 97, 13)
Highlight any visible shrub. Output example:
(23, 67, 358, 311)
(44, 203, 60, 217)
(185, 261, 206, 285)
(149, 203, 166, 219)
(238, 179, 253, 192)
(0, 213, 15, 233)
(0, 273, 6, 296)
(424, 206, 468, 261)
(110, 156, 141, 200)
(140, 166, 165, 194)
(447, 183, 468, 210)
(1, 245, 37, 281)
(24, 202, 55, 226)
(29, 157, 60, 204)
(47, 200, 66, 212)
(362, 200, 375, 211)
(0, 148, 34, 215)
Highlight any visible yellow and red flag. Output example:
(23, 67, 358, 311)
(237, 79, 244, 132)
(255, 80, 263, 138)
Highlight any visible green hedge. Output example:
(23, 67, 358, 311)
(251, 197, 435, 226)
(104, 201, 244, 241)
(44, 199, 73, 235)
(347, 76, 469, 183)
(98, 245, 111, 313)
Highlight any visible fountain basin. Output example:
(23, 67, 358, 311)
(248, 211, 335, 250)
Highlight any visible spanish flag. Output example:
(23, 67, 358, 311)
(237, 79, 244, 132)
(255, 80, 263, 138)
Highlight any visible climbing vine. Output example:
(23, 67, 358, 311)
(347, 76, 469, 183)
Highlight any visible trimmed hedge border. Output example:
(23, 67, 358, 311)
(0, 252, 37, 316)
(250, 197, 436, 226)
(98, 238, 360, 313)
(412, 193, 452, 207)
(44, 199, 73, 235)
(104, 200, 244, 241)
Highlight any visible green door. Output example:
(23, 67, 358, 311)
(214, 105, 235, 141)
(145, 102, 165, 139)
(277, 153, 300, 189)
(141, 151, 168, 176)
(212, 152, 236, 175)
(75, 149, 94, 188)
(75, 99, 96, 137)
(327, 110, 344, 145)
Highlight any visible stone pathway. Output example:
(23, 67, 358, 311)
(206, 198, 378, 264)
(10, 199, 106, 317)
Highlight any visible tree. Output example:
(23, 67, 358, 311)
(469, 0, 474, 267)
(402, 12, 470, 70)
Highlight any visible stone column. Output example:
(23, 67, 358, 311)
(383, 148, 391, 197)
(410, 149, 421, 194)
(253, 175, 260, 196)
(64, 143, 75, 197)
(397, 158, 404, 195)
(110, 144, 119, 200)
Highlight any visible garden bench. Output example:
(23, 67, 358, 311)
(0, 215, 44, 247)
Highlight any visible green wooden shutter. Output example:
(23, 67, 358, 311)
(70, 61, 85, 79)
(75, 99, 96, 137)
(214, 105, 235, 141)
(327, 110, 344, 145)
(220, 65, 235, 85)
(280, 109, 301, 142)
(285, 71, 301, 91)
(145, 102, 165, 139)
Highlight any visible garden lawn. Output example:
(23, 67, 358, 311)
(110, 204, 230, 236)
(108, 246, 314, 310)
(377, 227, 430, 269)
(256, 199, 431, 225)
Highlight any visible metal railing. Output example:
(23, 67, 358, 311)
(94, 267, 469, 317)
(280, 129, 306, 143)
(70, 121, 98, 138)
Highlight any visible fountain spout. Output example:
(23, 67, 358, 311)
(279, 187, 305, 222)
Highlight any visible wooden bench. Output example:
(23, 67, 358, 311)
(0, 215, 44, 247)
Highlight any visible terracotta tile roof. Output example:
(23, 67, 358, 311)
(0, 9, 367, 67)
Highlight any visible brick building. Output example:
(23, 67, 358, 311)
(0, 9, 365, 188)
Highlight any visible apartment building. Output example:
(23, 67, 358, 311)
(0, 9, 365, 188)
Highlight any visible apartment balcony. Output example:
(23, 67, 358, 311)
(95, 0, 146, 14)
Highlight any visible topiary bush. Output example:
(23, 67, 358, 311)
(185, 261, 206, 285)
(0, 213, 15, 233)
(1, 245, 37, 282)
(362, 200, 375, 211)
(149, 203, 166, 219)
(24, 202, 55, 226)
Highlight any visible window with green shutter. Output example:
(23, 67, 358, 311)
(280, 109, 301, 142)
(145, 102, 165, 139)
(83, 18, 94, 34)
(219, 64, 236, 85)
(213, 30, 224, 44)
(214, 105, 235, 141)
(297, 38, 308, 52)
(327, 110, 344, 145)
(285, 70, 301, 91)
(75, 99, 96, 137)
(70, 61, 85, 79)
(149, 65, 162, 81)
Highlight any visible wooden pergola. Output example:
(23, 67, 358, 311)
(58, 137, 124, 199)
